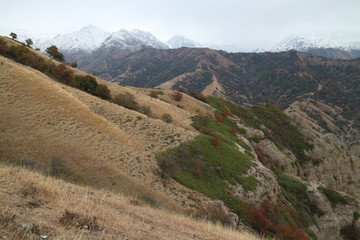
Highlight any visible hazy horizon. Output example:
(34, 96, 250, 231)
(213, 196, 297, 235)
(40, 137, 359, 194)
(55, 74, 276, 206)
(1, 0, 360, 51)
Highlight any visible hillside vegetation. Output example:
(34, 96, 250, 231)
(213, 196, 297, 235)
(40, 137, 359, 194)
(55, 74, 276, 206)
(82, 47, 360, 149)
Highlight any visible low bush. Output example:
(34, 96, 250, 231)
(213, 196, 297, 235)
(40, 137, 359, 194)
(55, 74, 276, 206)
(94, 84, 111, 99)
(112, 92, 139, 110)
(53, 64, 74, 84)
(138, 106, 152, 116)
(161, 113, 173, 123)
(274, 224, 309, 240)
(69, 62, 78, 68)
(149, 90, 158, 98)
(50, 157, 70, 177)
(172, 91, 183, 101)
(189, 90, 207, 102)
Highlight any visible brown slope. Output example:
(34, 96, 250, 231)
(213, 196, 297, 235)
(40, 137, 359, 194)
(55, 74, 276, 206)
(0, 54, 204, 210)
(0, 164, 262, 240)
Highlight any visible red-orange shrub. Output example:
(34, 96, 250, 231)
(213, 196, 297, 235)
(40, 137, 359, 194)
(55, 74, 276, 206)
(274, 225, 309, 240)
(230, 127, 237, 134)
(247, 205, 271, 234)
(52, 64, 74, 84)
(221, 109, 233, 116)
(216, 114, 224, 123)
(0, 39, 6, 53)
(211, 134, 222, 149)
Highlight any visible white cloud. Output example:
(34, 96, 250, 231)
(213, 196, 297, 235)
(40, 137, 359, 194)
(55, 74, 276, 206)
(1, 0, 359, 51)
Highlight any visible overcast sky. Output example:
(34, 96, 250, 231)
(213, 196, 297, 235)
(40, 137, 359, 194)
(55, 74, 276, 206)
(1, 0, 360, 51)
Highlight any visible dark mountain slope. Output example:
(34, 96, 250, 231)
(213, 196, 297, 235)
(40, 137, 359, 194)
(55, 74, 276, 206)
(82, 48, 360, 131)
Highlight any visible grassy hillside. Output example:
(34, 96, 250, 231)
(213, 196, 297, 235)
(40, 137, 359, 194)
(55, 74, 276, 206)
(0, 163, 262, 240)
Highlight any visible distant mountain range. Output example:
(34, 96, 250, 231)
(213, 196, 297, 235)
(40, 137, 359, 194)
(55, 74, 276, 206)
(258, 32, 360, 59)
(0, 25, 219, 53)
(1, 25, 360, 59)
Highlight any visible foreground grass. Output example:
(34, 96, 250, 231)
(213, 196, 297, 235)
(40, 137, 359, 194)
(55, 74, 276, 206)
(0, 163, 263, 240)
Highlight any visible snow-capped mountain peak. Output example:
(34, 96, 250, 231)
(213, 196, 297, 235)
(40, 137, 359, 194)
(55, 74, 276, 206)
(39, 25, 111, 53)
(102, 29, 168, 50)
(260, 31, 360, 53)
(166, 35, 221, 50)
(167, 35, 201, 48)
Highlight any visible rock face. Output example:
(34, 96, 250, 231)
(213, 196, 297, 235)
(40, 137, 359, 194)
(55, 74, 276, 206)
(256, 139, 298, 175)
(307, 183, 359, 240)
(236, 121, 360, 240)
(286, 100, 360, 199)
(228, 152, 281, 204)
(303, 133, 360, 198)
(354, 220, 360, 239)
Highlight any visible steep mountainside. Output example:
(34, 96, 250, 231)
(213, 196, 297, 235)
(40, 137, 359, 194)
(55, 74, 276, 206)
(80, 47, 360, 147)
(1, 35, 360, 240)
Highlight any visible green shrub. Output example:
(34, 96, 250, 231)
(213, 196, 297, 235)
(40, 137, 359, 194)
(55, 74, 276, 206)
(272, 167, 318, 227)
(46, 45, 64, 62)
(155, 90, 164, 95)
(50, 157, 70, 177)
(318, 187, 349, 208)
(94, 84, 111, 100)
(137, 195, 160, 208)
(237, 176, 260, 191)
(69, 62, 78, 68)
(354, 212, 360, 221)
(74, 75, 98, 93)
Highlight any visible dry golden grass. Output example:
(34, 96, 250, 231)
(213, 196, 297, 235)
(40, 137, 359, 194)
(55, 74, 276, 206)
(0, 53, 202, 210)
(155, 90, 215, 118)
(0, 164, 263, 240)
(0, 37, 262, 239)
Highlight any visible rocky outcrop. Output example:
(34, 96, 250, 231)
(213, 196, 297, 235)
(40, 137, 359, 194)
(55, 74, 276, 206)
(228, 138, 282, 204)
(237, 122, 265, 139)
(301, 133, 360, 198)
(307, 183, 360, 240)
(256, 139, 298, 175)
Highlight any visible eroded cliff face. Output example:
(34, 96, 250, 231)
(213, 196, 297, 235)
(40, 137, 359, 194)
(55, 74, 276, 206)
(285, 99, 360, 199)
(286, 98, 360, 158)
(214, 102, 360, 240)
(242, 123, 360, 240)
